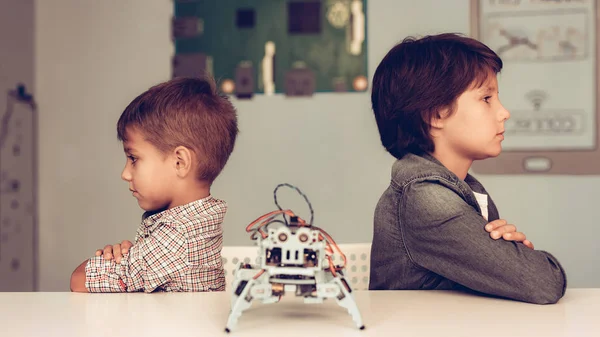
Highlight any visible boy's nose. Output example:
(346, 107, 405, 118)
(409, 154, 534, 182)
(121, 166, 131, 182)
(499, 104, 510, 121)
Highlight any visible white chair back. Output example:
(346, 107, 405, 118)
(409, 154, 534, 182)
(220, 242, 372, 291)
(220, 245, 261, 289)
(336, 243, 372, 291)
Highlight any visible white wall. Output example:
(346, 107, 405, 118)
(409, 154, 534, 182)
(36, 0, 599, 291)
(36, 0, 174, 291)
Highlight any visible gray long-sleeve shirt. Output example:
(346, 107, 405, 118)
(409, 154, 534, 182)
(369, 153, 566, 304)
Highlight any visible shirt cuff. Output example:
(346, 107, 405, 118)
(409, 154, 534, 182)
(85, 255, 128, 292)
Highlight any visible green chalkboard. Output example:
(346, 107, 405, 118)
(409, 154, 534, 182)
(172, 0, 368, 96)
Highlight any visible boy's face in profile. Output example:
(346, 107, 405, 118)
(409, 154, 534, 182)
(435, 74, 511, 161)
(121, 127, 176, 211)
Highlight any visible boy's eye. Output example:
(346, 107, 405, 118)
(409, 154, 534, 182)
(128, 155, 137, 163)
(483, 96, 492, 103)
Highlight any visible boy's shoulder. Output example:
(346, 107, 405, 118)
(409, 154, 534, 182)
(390, 153, 485, 206)
(391, 153, 459, 188)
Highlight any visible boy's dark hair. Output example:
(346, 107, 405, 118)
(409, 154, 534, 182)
(117, 76, 238, 183)
(371, 33, 502, 159)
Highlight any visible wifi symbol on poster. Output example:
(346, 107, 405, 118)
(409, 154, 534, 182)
(525, 90, 548, 111)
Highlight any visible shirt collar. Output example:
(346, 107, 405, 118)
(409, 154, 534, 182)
(141, 195, 215, 227)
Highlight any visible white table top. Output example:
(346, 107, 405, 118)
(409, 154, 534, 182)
(2, 289, 599, 337)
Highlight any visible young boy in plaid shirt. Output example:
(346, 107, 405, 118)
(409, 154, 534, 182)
(70, 77, 238, 293)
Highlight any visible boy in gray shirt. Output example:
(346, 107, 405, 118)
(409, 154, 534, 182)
(369, 33, 566, 304)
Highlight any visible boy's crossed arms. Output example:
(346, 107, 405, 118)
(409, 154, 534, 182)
(71, 221, 224, 293)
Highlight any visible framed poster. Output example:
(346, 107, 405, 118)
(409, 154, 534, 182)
(470, 0, 600, 174)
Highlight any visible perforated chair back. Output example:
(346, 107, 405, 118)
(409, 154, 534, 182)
(220, 242, 372, 290)
(335, 243, 372, 290)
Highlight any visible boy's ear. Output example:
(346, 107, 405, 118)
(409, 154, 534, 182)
(430, 105, 453, 130)
(430, 110, 445, 129)
(173, 146, 194, 178)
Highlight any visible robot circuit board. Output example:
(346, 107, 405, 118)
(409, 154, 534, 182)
(172, 0, 368, 97)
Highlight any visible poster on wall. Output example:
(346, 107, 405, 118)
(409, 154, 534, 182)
(0, 85, 36, 291)
(470, 0, 600, 174)
(172, 0, 368, 98)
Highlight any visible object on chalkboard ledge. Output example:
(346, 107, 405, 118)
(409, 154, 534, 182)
(220, 79, 235, 95)
(172, 53, 211, 79)
(332, 77, 347, 92)
(348, 0, 366, 56)
(172, 16, 203, 39)
(235, 62, 255, 99)
(352, 75, 368, 92)
(261, 41, 276, 96)
(284, 62, 315, 97)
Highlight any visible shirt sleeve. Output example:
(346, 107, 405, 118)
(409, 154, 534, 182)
(401, 180, 567, 304)
(85, 224, 188, 293)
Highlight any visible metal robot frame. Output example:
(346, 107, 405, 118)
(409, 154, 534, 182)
(224, 184, 365, 333)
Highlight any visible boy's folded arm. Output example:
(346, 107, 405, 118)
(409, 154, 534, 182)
(85, 225, 188, 293)
(70, 260, 89, 292)
(401, 181, 566, 304)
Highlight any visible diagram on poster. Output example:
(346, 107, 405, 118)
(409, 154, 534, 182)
(485, 11, 587, 62)
(471, 0, 600, 174)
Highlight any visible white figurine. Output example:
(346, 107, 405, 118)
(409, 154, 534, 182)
(349, 0, 365, 56)
(262, 41, 276, 95)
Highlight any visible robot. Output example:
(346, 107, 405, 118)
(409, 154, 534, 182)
(224, 184, 365, 332)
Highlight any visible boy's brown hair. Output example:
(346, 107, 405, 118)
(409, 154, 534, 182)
(371, 33, 502, 159)
(117, 76, 238, 183)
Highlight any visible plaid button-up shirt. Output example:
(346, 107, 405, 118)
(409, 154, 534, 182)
(85, 196, 227, 292)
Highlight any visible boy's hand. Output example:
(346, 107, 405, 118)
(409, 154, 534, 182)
(95, 240, 133, 263)
(485, 219, 534, 250)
